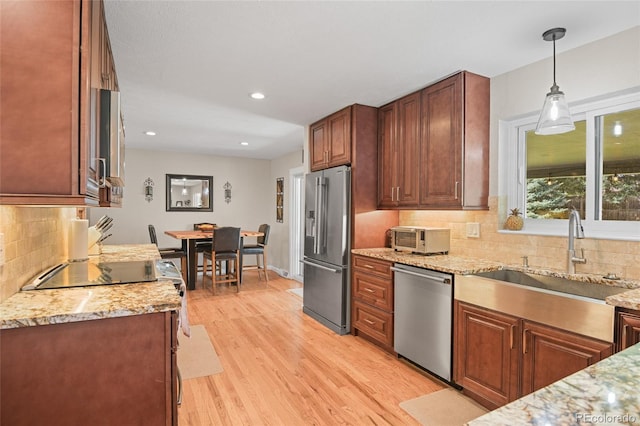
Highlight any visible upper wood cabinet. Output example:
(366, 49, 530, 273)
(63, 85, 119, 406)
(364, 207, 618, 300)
(377, 92, 420, 208)
(308, 104, 398, 249)
(377, 71, 489, 210)
(0, 0, 120, 206)
(420, 72, 489, 209)
(309, 106, 351, 171)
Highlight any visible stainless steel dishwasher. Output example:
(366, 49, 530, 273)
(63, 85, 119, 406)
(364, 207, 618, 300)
(392, 263, 453, 382)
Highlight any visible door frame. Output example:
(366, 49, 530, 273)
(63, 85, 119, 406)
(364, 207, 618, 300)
(289, 166, 305, 282)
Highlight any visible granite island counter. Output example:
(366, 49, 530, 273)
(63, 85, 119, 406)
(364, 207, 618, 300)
(0, 244, 181, 425)
(0, 244, 181, 329)
(467, 342, 640, 425)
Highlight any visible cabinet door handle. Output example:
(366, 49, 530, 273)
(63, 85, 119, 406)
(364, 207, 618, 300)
(396, 186, 401, 201)
(454, 181, 459, 200)
(363, 318, 375, 325)
(96, 158, 107, 188)
(523, 328, 529, 354)
(622, 324, 630, 349)
(390, 186, 394, 202)
(510, 325, 515, 349)
(363, 264, 374, 269)
(364, 288, 375, 293)
(177, 367, 183, 406)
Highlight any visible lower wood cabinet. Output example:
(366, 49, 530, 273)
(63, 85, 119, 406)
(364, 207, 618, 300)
(1, 311, 178, 426)
(351, 255, 394, 353)
(520, 320, 612, 395)
(615, 308, 640, 352)
(454, 301, 613, 410)
(454, 301, 519, 409)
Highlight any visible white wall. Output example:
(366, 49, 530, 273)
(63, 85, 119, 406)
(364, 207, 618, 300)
(89, 148, 272, 250)
(269, 150, 304, 274)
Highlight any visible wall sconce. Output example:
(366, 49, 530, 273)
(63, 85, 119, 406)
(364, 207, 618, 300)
(224, 181, 232, 204)
(535, 27, 575, 135)
(144, 177, 154, 202)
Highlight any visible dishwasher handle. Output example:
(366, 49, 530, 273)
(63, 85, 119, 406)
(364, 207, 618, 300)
(391, 266, 452, 285)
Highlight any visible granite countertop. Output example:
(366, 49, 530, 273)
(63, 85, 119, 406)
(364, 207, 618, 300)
(351, 248, 640, 309)
(467, 342, 640, 425)
(0, 244, 181, 330)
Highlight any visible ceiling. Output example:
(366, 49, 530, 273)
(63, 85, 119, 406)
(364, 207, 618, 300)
(103, 1, 640, 160)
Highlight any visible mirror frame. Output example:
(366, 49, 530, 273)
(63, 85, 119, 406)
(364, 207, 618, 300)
(166, 174, 213, 212)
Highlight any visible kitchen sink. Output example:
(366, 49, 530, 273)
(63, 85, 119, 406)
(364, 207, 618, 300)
(473, 269, 628, 301)
(455, 270, 629, 342)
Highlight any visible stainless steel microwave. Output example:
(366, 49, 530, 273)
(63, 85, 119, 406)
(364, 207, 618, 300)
(391, 226, 450, 254)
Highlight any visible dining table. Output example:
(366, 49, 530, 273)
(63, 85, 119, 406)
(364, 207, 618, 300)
(164, 229, 263, 290)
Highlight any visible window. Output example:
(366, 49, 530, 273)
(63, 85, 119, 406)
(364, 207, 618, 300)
(501, 91, 640, 240)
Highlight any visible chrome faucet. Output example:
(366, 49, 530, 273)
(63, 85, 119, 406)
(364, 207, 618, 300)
(567, 208, 586, 273)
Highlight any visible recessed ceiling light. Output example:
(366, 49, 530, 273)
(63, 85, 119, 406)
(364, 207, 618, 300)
(240, 142, 249, 146)
(250, 92, 265, 100)
(144, 131, 156, 136)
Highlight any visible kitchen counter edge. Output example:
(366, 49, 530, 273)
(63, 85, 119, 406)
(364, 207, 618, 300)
(351, 248, 640, 309)
(0, 244, 181, 329)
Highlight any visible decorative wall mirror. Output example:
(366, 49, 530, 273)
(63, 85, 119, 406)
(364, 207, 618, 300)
(166, 174, 213, 212)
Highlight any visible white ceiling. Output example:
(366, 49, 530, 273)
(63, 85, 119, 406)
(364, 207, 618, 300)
(103, 1, 640, 160)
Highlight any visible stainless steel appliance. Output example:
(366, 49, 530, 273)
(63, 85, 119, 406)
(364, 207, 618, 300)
(390, 226, 450, 254)
(302, 165, 351, 335)
(392, 263, 454, 382)
(22, 259, 182, 292)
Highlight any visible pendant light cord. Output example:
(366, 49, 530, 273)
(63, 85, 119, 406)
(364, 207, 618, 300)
(552, 35, 557, 87)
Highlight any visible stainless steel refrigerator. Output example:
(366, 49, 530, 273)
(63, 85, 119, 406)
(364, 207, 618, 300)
(302, 165, 351, 335)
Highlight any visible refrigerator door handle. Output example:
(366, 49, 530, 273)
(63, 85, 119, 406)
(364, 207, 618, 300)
(301, 259, 340, 273)
(313, 177, 321, 254)
(314, 176, 326, 255)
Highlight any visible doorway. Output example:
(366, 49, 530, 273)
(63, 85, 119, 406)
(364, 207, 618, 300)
(289, 166, 304, 282)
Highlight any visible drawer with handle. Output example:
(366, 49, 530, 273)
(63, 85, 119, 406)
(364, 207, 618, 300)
(353, 300, 393, 347)
(353, 255, 392, 278)
(353, 270, 393, 311)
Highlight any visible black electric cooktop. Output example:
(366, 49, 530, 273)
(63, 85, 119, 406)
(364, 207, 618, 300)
(23, 260, 157, 290)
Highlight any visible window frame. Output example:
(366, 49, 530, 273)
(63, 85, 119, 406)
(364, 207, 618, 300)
(499, 90, 640, 241)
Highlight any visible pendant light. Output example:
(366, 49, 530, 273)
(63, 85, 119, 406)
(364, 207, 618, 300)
(535, 27, 575, 135)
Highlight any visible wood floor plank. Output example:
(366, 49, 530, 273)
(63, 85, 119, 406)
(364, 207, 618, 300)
(178, 271, 443, 425)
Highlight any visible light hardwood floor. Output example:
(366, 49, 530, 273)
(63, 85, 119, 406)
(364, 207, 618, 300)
(179, 270, 444, 425)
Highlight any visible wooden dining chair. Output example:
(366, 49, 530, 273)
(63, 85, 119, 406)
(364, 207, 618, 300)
(148, 225, 187, 280)
(202, 227, 241, 294)
(242, 223, 271, 282)
(193, 223, 216, 273)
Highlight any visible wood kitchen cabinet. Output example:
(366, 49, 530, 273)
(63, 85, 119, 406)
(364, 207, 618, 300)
(1, 311, 178, 426)
(0, 0, 122, 206)
(377, 71, 489, 210)
(615, 308, 640, 352)
(419, 72, 489, 209)
(521, 320, 612, 395)
(454, 301, 613, 410)
(454, 301, 519, 410)
(351, 255, 394, 353)
(377, 92, 420, 208)
(309, 106, 352, 171)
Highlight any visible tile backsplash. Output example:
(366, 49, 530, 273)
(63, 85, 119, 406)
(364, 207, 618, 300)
(0, 206, 76, 302)
(400, 197, 640, 280)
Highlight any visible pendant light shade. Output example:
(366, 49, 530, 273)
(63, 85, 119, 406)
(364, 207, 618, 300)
(535, 28, 575, 135)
